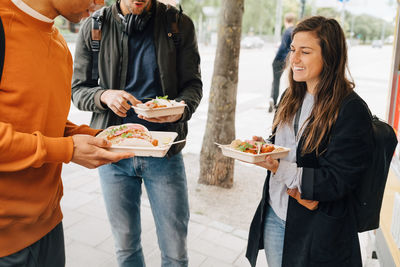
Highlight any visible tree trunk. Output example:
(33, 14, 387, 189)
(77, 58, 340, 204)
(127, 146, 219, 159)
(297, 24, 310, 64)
(199, 0, 244, 188)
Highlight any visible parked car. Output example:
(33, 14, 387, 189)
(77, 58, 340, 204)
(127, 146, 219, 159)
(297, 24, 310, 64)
(241, 36, 264, 49)
(371, 40, 383, 48)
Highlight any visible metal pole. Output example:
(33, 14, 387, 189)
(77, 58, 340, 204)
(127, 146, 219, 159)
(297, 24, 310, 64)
(311, 0, 317, 16)
(300, 0, 306, 19)
(381, 21, 386, 43)
(341, 0, 346, 26)
(274, 0, 283, 43)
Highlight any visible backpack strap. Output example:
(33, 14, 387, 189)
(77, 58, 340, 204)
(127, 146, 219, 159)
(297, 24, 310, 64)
(90, 7, 106, 81)
(166, 4, 182, 47)
(0, 17, 5, 83)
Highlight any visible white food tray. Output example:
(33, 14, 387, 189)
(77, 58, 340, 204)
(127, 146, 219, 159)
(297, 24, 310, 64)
(218, 144, 290, 163)
(132, 103, 186, 118)
(106, 131, 178, 157)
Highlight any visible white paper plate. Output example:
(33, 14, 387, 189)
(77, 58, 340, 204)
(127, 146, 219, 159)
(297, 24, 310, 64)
(132, 103, 186, 118)
(218, 144, 290, 163)
(106, 131, 178, 157)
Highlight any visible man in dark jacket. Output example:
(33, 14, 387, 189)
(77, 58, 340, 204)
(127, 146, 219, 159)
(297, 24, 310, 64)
(71, 0, 202, 266)
(268, 13, 295, 113)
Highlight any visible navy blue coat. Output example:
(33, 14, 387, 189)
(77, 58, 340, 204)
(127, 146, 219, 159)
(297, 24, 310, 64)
(246, 91, 373, 267)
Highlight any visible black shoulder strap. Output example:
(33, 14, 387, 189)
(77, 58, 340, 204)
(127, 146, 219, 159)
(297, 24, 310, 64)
(0, 17, 5, 83)
(91, 7, 106, 82)
(294, 103, 302, 136)
(166, 4, 182, 47)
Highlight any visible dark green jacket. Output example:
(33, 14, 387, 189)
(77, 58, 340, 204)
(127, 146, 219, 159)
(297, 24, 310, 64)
(71, 2, 202, 155)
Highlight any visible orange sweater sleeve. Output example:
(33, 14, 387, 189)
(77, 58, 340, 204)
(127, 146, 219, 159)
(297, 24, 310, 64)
(0, 122, 74, 172)
(0, 121, 103, 172)
(64, 120, 102, 137)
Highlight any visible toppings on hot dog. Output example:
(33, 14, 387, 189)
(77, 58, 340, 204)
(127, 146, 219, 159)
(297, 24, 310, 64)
(100, 123, 158, 146)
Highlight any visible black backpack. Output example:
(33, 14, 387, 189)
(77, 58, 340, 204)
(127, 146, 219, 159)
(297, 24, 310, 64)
(0, 17, 5, 83)
(352, 113, 397, 232)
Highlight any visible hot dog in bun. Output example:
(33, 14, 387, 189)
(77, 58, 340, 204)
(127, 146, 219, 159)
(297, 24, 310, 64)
(98, 123, 158, 147)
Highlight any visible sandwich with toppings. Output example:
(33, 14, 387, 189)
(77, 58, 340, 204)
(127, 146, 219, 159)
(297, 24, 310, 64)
(98, 123, 158, 147)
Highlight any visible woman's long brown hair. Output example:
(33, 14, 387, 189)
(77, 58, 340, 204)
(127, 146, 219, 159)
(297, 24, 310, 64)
(272, 16, 354, 156)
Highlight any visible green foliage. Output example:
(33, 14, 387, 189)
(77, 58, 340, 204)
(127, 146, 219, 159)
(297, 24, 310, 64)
(180, 0, 219, 23)
(242, 0, 274, 35)
(351, 14, 394, 43)
(316, 8, 340, 19)
(242, 0, 300, 35)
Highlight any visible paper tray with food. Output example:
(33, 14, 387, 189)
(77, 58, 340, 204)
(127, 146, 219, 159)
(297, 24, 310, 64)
(97, 123, 179, 157)
(132, 97, 186, 118)
(217, 139, 290, 163)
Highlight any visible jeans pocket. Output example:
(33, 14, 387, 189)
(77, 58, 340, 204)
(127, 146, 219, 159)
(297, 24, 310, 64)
(310, 210, 352, 263)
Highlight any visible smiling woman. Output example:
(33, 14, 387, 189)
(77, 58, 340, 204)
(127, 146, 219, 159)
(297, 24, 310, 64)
(245, 16, 374, 267)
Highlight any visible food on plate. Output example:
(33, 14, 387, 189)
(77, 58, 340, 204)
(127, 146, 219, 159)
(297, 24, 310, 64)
(136, 96, 179, 109)
(229, 139, 284, 154)
(100, 123, 158, 146)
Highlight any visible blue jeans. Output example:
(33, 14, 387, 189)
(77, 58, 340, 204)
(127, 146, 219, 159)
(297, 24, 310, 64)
(263, 204, 286, 267)
(98, 153, 189, 267)
(0, 222, 65, 267)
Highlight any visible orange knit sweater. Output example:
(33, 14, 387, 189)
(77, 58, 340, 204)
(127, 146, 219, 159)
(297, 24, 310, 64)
(0, 1, 100, 257)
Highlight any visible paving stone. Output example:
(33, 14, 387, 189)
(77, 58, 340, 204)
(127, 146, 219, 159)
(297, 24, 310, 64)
(212, 232, 247, 252)
(61, 190, 97, 210)
(190, 212, 211, 225)
(62, 171, 97, 190)
(62, 162, 85, 176)
(96, 236, 115, 255)
(233, 229, 249, 240)
(64, 216, 112, 247)
(208, 220, 235, 233)
(141, 210, 156, 233)
(99, 256, 118, 267)
(188, 249, 207, 267)
(188, 238, 239, 263)
(255, 250, 268, 266)
(78, 178, 102, 194)
(61, 208, 86, 229)
(76, 196, 108, 220)
(65, 241, 113, 267)
(142, 197, 151, 207)
(64, 235, 73, 247)
(199, 257, 234, 267)
(188, 221, 207, 240)
(198, 227, 224, 243)
(145, 249, 161, 266)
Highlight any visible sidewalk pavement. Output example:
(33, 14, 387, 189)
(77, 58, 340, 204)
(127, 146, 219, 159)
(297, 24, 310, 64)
(61, 161, 268, 267)
(61, 157, 380, 267)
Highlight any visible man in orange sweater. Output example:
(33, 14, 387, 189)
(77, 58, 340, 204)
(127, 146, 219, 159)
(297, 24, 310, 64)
(0, 0, 134, 266)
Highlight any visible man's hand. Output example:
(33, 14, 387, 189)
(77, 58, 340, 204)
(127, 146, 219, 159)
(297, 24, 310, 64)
(100, 90, 141, 117)
(137, 100, 185, 123)
(255, 155, 279, 173)
(71, 135, 134, 169)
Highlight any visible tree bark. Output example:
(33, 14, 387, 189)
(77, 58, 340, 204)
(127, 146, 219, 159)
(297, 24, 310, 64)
(199, 0, 244, 188)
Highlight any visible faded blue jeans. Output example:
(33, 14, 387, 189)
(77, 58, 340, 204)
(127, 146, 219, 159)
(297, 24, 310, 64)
(263, 204, 286, 267)
(98, 152, 189, 267)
